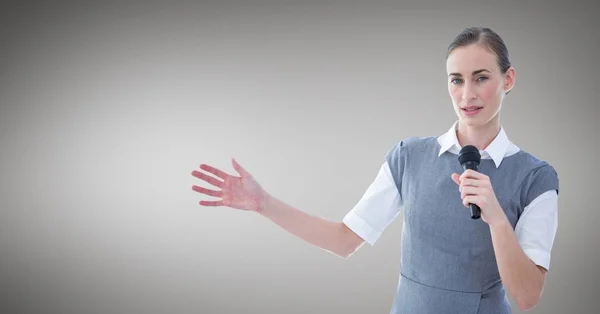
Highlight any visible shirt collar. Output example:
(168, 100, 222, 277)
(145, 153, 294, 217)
(437, 120, 511, 168)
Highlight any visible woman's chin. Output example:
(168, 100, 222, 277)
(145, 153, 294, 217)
(458, 116, 487, 128)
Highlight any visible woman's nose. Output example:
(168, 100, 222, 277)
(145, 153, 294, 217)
(462, 84, 478, 100)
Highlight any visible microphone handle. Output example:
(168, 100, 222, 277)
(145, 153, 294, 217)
(470, 203, 481, 220)
(462, 162, 481, 220)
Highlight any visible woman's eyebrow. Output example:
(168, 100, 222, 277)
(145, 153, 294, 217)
(448, 69, 491, 77)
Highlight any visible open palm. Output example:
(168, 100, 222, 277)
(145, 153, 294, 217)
(191, 158, 266, 212)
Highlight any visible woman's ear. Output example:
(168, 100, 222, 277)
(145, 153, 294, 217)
(504, 66, 516, 95)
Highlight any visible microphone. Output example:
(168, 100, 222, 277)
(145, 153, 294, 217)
(458, 145, 482, 219)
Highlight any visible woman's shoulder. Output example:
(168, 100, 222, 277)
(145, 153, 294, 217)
(507, 147, 556, 171)
(504, 148, 560, 195)
(507, 148, 560, 200)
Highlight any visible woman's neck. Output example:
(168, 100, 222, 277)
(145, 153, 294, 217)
(456, 119, 501, 151)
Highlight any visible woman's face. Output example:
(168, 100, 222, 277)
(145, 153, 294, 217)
(446, 44, 515, 128)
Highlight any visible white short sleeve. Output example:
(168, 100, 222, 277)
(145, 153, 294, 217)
(342, 161, 402, 245)
(514, 189, 559, 271)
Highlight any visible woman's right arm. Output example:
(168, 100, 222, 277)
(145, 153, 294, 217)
(191, 158, 365, 259)
(258, 193, 365, 258)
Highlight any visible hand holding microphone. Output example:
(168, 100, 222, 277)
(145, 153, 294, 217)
(451, 145, 508, 226)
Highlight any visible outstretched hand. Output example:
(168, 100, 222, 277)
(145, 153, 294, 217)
(191, 158, 268, 212)
(451, 169, 508, 227)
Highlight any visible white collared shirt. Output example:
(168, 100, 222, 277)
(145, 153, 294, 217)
(342, 121, 558, 270)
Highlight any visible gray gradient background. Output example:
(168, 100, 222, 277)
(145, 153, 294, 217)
(0, 1, 598, 313)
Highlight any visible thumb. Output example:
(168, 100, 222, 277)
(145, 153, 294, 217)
(232, 158, 251, 177)
(451, 173, 461, 185)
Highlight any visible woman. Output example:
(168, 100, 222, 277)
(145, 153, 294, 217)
(191, 27, 559, 314)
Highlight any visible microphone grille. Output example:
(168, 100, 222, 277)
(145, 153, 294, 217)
(458, 145, 481, 165)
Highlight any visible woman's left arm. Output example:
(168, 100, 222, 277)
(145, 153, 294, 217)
(451, 169, 547, 312)
(489, 218, 547, 312)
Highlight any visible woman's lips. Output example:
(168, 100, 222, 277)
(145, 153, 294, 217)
(462, 106, 482, 116)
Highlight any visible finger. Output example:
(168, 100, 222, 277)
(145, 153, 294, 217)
(461, 178, 480, 187)
(192, 185, 223, 197)
(232, 158, 251, 177)
(463, 195, 478, 208)
(191, 170, 224, 188)
(200, 164, 229, 180)
(460, 169, 485, 181)
(451, 173, 461, 185)
(462, 195, 483, 208)
(460, 186, 480, 199)
(199, 200, 224, 206)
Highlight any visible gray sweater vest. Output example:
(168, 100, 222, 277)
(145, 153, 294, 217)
(385, 136, 559, 314)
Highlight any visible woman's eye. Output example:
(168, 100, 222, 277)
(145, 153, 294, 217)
(477, 76, 489, 82)
(451, 78, 463, 84)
